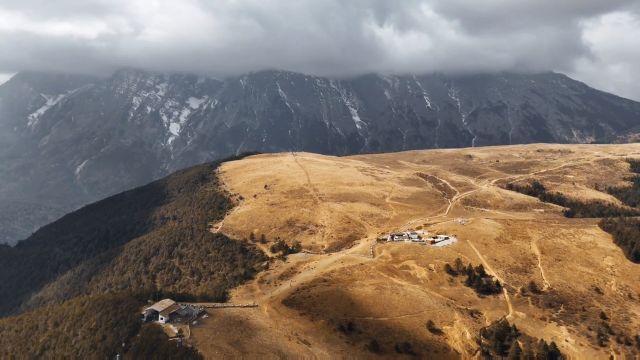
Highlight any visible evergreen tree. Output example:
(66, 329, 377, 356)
(454, 257, 465, 272)
(535, 339, 549, 360)
(548, 341, 563, 360)
(475, 264, 486, 277)
(444, 263, 455, 276)
(527, 281, 541, 294)
(522, 343, 536, 360)
(507, 341, 522, 360)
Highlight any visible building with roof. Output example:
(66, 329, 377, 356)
(142, 299, 176, 323)
(158, 303, 182, 324)
(142, 299, 205, 324)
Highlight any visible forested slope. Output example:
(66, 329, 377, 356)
(0, 154, 266, 358)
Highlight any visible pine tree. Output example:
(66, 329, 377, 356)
(507, 341, 523, 360)
(444, 263, 455, 276)
(475, 264, 487, 277)
(522, 343, 536, 360)
(535, 339, 549, 360)
(548, 341, 563, 360)
(454, 257, 465, 272)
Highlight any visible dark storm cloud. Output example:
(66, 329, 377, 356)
(0, 0, 639, 99)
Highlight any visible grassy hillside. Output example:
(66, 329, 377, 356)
(209, 146, 640, 359)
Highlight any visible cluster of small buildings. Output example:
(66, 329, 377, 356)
(379, 230, 457, 246)
(385, 230, 427, 242)
(142, 299, 205, 324)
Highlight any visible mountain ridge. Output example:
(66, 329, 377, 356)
(1, 68, 639, 243)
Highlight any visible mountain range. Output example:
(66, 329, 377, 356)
(1, 69, 640, 244)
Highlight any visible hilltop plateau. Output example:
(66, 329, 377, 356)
(194, 143, 640, 358)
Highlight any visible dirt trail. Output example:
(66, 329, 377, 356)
(290, 152, 332, 244)
(467, 240, 514, 319)
(384, 185, 398, 227)
(291, 152, 321, 204)
(531, 239, 552, 290)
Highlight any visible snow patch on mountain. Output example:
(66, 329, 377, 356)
(448, 86, 476, 147)
(155, 82, 168, 97)
(27, 93, 67, 128)
(187, 96, 207, 109)
(330, 80, 366, 131)
(276, 81, 294, 114)
(413, 77, 433, 110)
(169, 123, 181, 137)
(75, 159, 89, 177)
(165, 106, 194, 145)
(570, 128, 595, 144)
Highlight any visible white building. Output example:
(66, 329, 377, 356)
(142, 299, 178, 323)
(387, 230, 427, 242)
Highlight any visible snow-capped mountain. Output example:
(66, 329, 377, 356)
(1, 69, 640, 243)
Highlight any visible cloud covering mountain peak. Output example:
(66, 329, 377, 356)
(0, 0, 639, 99)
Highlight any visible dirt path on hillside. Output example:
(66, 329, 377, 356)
(290, 152, 331, 245)
(384, 185, 398, 227)
(531, 239, 552, 290)
(291, 152, 322, 204)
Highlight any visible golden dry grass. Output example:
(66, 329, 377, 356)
(191, 144, 640, 359)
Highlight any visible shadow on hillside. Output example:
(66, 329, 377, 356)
(282, 284, 460, 358)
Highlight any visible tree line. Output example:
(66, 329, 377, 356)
(505, 180, 640, 218)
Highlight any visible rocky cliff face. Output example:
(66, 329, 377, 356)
(1, 69, 639, 243)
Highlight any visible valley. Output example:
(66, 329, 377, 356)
(190, 144, 640, 358)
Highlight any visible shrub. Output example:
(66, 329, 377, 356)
(270, 239, 303, 255)
(338, 321, 357, 335)
(527, 281, 541, 294)
(394, 342, 415, 355)
(426, 320, 443, 335)
(366, 339, 382, 354)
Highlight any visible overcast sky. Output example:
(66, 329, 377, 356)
(0, 0, 639, 100)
